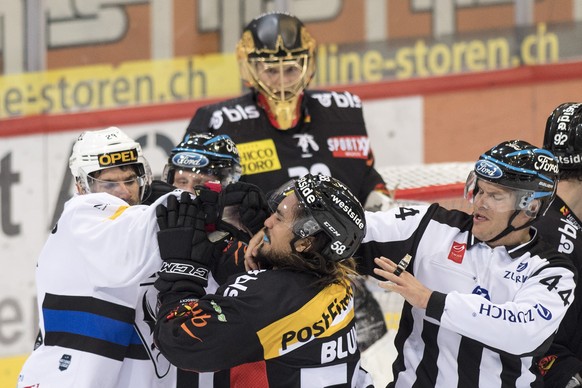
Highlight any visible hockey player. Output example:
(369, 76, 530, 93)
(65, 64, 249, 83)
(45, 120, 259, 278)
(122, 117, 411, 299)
(162, 132, 242, 192)
(17, 127, 178, 388)
(536, 103, 582, 388)
(186, 11, 392, 211)
(160, 132, 269, 388)
(153, 174, 374, 387)
(161, 132, 266, 285)
(17, 127, 269, 388)
(185, 11, 390, 367)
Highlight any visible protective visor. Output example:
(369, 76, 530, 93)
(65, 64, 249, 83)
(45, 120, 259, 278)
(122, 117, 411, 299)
(464, 171, 549, 213)
(268, 179, 321, 238)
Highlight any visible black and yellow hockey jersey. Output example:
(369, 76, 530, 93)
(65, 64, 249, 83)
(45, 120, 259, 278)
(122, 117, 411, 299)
(155, 269, 374, 387)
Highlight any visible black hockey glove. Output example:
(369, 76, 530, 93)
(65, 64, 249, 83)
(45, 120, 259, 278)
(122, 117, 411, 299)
(155, 192, 228, 299)
(194, 182, 250, 242)
(194, 181, 222, 231)
(141, 180, 175, 206)
(220, 182, 269, 235)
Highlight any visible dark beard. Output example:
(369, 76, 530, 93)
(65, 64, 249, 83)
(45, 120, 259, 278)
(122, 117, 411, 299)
(254, 249, 289, 270)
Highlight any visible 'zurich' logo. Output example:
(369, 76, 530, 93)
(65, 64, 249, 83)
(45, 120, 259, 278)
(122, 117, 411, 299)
(475, 160, 503, 179)
(171, 152, 209, 169)
(535, 304, 552, 320)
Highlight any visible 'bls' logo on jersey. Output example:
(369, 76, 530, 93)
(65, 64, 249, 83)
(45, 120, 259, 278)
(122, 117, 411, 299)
(210, 105, 260, 129)
(448, 241, 466, 263)
(311, 91, 362, 108)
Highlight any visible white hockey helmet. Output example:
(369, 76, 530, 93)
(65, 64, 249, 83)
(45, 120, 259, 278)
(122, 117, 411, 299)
(69, 127, 152, 201)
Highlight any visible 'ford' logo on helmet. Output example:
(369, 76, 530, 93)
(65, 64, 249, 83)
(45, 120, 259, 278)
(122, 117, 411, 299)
(172, 152, 209, 168)
(475, 160, 503, 179)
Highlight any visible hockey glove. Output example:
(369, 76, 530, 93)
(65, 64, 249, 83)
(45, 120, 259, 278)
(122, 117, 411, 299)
(155, 192, 227, 299)
(194, 181, 222, 232)
(220, 182, 269, 235)
(141, 179, 175, 206)
(194, 182, 250, 242)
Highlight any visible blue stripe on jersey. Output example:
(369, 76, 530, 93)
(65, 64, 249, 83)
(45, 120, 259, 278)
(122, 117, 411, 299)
(43, 308, 141, 345)
(41, 293, 149, 361)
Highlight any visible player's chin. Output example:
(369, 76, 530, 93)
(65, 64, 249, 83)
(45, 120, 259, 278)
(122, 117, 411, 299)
(471, 224, 494, 242)
(255, 252, 274, 270)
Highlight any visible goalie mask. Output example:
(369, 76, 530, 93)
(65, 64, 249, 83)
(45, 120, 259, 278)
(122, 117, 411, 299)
(543, 102, 582, 171)
(268, 174, 366, 262)
(464, 140, 559, 242)
(163, 132, 241, 188)
(69, 127, 152, 203)
(236, 12, 316, 130)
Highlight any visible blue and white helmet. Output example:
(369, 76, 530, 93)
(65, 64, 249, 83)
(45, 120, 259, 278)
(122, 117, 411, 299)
(163, 132, 241, 187)
(464, 140, 559, 219)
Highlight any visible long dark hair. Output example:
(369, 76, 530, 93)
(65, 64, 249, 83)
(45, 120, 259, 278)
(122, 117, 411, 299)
(278, 232, 359, 289)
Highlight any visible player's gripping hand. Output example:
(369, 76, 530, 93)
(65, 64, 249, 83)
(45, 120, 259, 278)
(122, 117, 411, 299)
(155, 192, 227, 298)
(141, 179, 175, 206)
(194, 181, 222, 231)
(220, 182, 269, 234)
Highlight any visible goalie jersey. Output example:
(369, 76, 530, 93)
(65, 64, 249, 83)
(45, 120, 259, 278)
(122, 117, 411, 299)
(17, 192, 176, 388)
(186, 90, 385, 203)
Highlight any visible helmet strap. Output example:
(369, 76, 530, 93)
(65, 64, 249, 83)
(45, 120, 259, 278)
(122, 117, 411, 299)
(484, 210, 533, 244)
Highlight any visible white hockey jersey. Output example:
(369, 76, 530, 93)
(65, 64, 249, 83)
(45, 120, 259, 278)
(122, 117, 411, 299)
(17, 192, 177, 388)
(359, 204, 577, 388)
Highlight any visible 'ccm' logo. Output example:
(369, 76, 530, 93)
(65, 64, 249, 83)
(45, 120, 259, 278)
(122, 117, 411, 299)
(98, 149, 138, 167)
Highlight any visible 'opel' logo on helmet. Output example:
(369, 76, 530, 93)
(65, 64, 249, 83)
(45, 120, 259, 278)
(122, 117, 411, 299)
(172, 152, 209, 168)
(475, 160, 503, 179)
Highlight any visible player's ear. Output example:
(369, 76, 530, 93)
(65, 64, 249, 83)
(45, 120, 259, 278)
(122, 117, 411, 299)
(75, 180, 86, 195)
(524, 199, 541, 219)
(294, 237, 314, 253)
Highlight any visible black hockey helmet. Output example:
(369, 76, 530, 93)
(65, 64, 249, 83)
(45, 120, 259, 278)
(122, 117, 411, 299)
(465, 140, 559, 220)
(236, 12, 316, 130)
(543, 102, 582, 170)
(238, 12, 315, 59)
(268, 174, 366, 262)
(163, 132, 241, 187)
